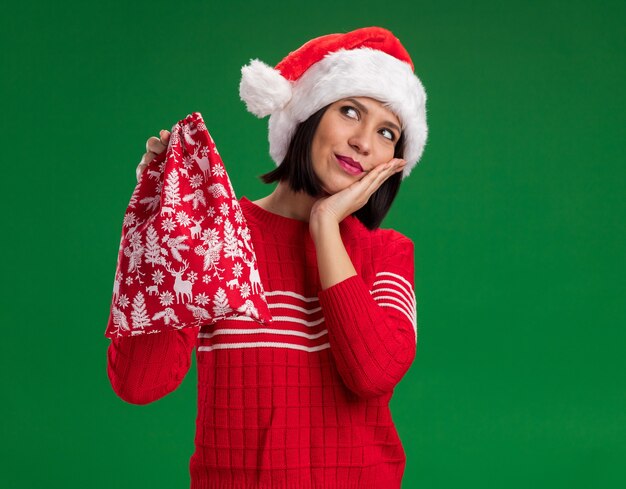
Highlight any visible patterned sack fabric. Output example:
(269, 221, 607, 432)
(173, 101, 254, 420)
(105, 111, 273, 339)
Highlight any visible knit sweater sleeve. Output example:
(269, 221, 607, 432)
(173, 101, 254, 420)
(317, 231, 417, 399)
(106, 327, 198, 405)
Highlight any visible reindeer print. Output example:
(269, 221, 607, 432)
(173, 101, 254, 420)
(243, 257, 262, 294)
(146, 285, 159, 296)
(226, 277, 239, 290)
(191, 144, 211, 180)
(147, 169, 161, 181)
(105, 111, 272, 339)
(190, 217, 204, 239)
(165, 260, 194, 304)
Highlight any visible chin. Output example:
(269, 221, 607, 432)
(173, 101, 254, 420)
(315, 165, 355, 196)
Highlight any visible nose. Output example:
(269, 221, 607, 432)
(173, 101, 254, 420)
(348, 129, 371, 156)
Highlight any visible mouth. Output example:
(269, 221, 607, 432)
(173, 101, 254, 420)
(335, 154, 364, 174)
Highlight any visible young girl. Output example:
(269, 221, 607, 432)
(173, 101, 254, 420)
(109, 26, 428, 489)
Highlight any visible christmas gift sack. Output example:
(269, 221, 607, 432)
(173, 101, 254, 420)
(105, 111, 272, 339)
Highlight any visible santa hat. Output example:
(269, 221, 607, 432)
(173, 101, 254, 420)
(239, 26, 428, 179)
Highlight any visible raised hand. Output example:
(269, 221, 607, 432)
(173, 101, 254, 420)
(136, 129, 171, 182)
(309, 157, 406, 231)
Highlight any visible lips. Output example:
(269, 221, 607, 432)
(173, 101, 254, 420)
(335, 154, 363, 172)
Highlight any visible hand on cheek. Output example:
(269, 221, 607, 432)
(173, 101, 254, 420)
(310, 158, 406, 230)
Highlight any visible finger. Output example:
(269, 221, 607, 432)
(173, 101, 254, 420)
(390, 161, 407, 177)
(141, 151, 157, 165)
(384, 159, 406, 176)
(348, 163, 390, 201)
(159, 129, 170, 145)
(147, 137, 167, 154)
(136, 152, 151, 181)
(136, 162, 147, 183)
(352, 158, 401, 193)
(363, 160, 403, 195)
(394, 163, 407, 174)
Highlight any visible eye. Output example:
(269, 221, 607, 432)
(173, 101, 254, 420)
(340, 105, 359, 119)
(380, 128, 396, 141)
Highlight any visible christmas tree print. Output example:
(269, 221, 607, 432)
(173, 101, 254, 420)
(130, 291, 151, 330)
(164, 168, 181, 208)
(144, 224, 164, 266)
(105, 111, 274, 340)
(212, 288, 232, 317)
(223, 219, 240, 259)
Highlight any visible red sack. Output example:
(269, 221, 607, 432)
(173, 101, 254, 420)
(105, 112, 272, 339)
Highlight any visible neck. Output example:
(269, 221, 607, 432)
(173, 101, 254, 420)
(253, 181, 324, 223)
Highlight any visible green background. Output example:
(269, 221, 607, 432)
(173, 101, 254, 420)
(1, 0, 624, 487)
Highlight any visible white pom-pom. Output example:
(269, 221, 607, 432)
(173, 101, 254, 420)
(239, 59, 292, 118)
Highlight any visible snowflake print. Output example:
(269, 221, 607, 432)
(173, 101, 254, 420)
(118, 294, 130, 309)
(187, 271, 198, 283)
(201, 228, 220, 246)
(160, 291, 174, 306)
(232, 262, 243, 278)
(202, 274, 211, 284)
(235, 209, 243, 224)
(212, 162, 225, 178)
(161, 217, 177, 232)
(239, 283, 251, 299)
(125, 276, 133, 285)
(195, 293, 209, 306)
(176, 210, 191, 227)
(201, 146, 209, 158)
(123, 212, 137, 228)
(190, 174, 203, 189)
(220, 202, 230, 216)
(215, 216, 223, 225)
(207, 206, 215, 218)
(152, 270, 164, 286)
(182, 155, 194, 169)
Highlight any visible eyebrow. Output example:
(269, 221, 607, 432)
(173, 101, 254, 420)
(344, 98, 402, 135)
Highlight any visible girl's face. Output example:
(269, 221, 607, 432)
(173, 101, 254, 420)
(310, 96, 402, 195)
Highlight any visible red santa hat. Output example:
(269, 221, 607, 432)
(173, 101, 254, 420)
(239, 26, 428, 179)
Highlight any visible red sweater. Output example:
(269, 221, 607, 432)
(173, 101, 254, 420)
(107, 196, 418, 489)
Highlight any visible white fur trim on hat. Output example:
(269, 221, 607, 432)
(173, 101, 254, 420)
(241, 48, 428, 179)
(271, 48, 427, 179)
